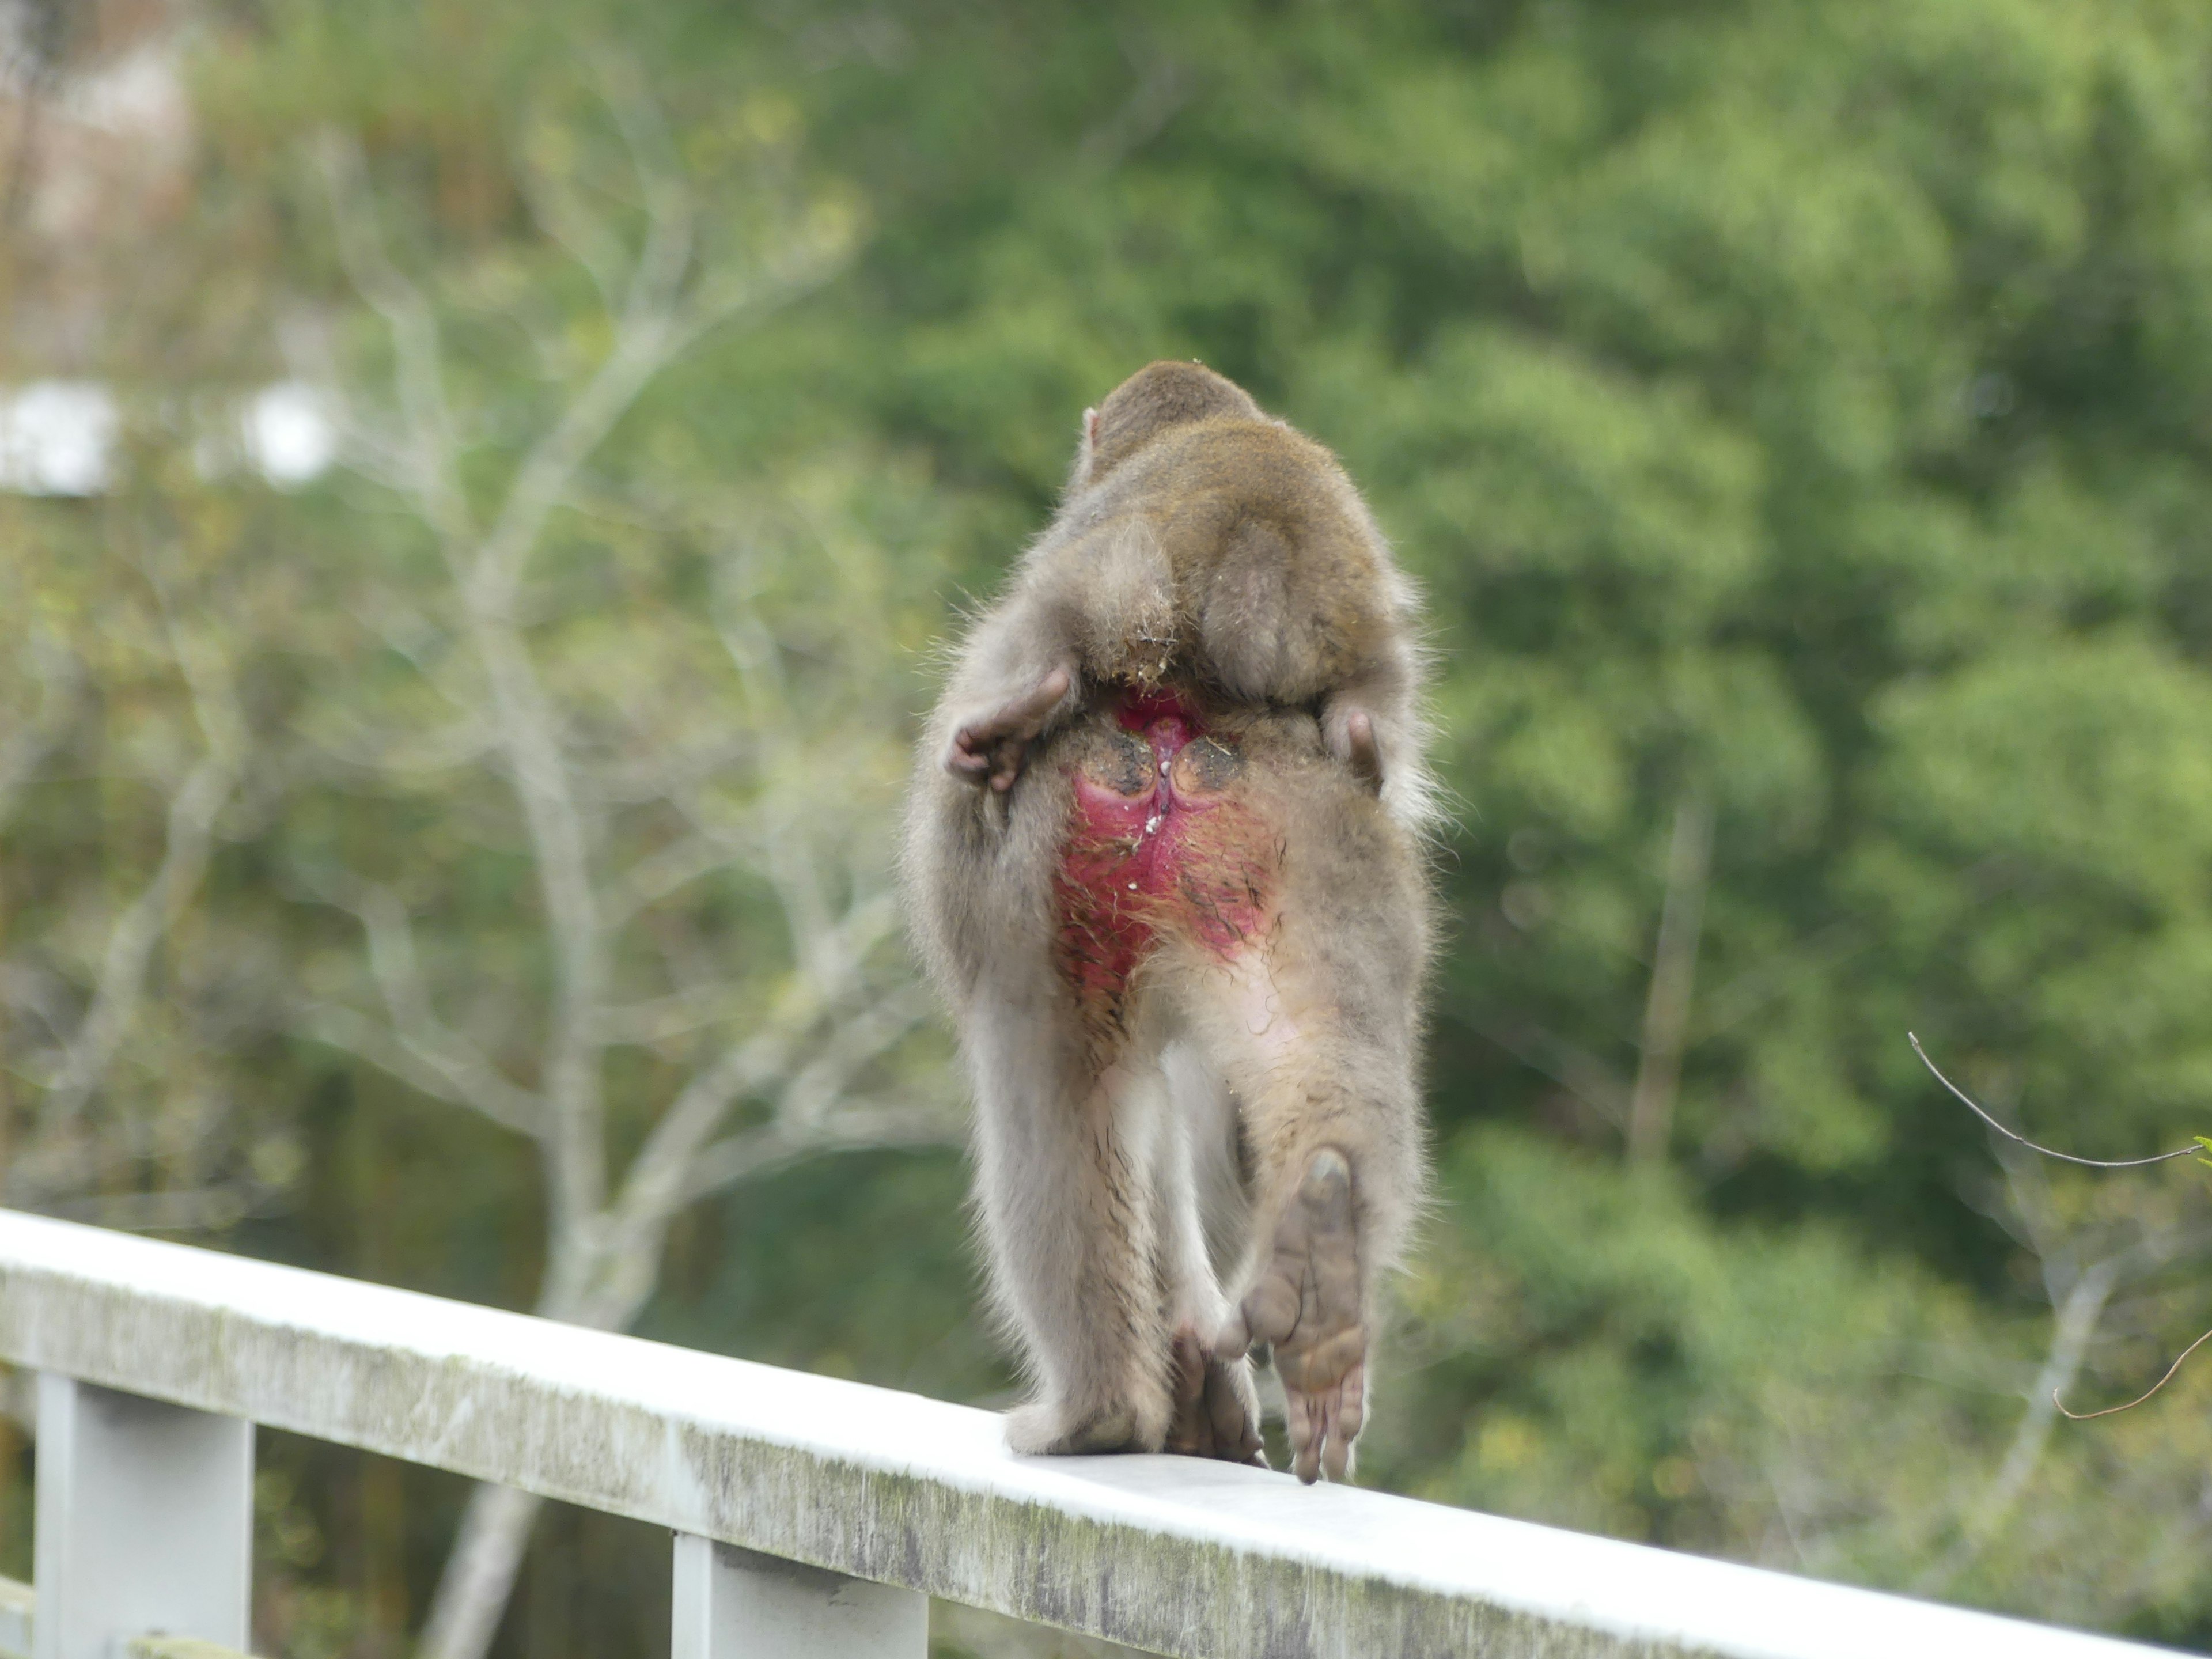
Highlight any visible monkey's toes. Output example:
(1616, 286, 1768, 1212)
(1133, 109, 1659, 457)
(1339, 709, 1384, 791)
(1222, 1147, 1367, 1484)
(945, 666, 1075, 790)
(1166, 1327, 1266, 1467)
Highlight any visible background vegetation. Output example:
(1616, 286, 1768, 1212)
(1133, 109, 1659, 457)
(6, 0, 2212, 1653)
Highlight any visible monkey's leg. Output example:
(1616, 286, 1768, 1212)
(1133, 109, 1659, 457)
(1155, 1042, 1265, 1467)
(1196, 959, 1421, 1484)
(944, 665, 1074, 791)
(969, 1003, 1177, 1455)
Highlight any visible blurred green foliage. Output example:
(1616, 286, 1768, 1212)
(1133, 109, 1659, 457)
(8, 0, 2212, 1653)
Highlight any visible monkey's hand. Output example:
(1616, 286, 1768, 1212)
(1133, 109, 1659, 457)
(1217, 1147, 1366, 1484)
(945, 666, 1075, 792)
(1166, 1325, 1267, 1467)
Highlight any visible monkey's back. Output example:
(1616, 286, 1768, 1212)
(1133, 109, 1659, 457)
(1077, 418, 1399, 706)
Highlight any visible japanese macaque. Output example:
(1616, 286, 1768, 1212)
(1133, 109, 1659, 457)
(903, 362, 1433, 1484)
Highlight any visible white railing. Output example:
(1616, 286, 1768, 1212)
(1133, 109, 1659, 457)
(0, 1209, 2177, 1659)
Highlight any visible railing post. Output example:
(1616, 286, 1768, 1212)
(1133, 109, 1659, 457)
(672, 1535, 926, 1659)
(32, 1373, 254, 1659)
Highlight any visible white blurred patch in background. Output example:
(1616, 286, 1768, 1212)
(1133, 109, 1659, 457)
(241, 382, 339, 487)
(0, 379, 338, 494)
(0, 381, 116, 495)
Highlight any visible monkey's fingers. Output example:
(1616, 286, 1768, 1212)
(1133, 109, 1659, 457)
(1282, 1352, 1365, 1485)
(1321, 1359, 1364, 1483)
(1285, 1385, 1321, 1484)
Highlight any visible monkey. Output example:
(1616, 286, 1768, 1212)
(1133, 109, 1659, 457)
(903, 361, 1434, 1485)
(938, 359, 1433, 827)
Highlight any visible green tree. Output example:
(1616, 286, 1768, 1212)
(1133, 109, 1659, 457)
(13, 0, 2212, 1651)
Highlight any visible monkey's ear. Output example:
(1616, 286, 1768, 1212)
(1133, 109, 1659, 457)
(1084, 407, 1100, 447)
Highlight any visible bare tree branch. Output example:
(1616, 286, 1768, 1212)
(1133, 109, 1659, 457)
(677, 1100, 955, 1210)
(1627, 782, 1713, 1165)
(309, 710, 496, 776)
(27, 751, 236, 1143)
(512, 132, 626, 315)
(769, 982, 933, 1131)
(309, 878, 539, 1128)
(588, 984, 738, 1048)
(1466, 1011, 1628, 1128)
(312, 85, 915, 1659)
(305, 1004, 536, 1133)
(0, 634, 81, 834)
(1921, 1130, 2212, 1592)
(316, 132, 478, 550)
(601, 834, 732, 930)
(1917, 1256, 2120, 1593)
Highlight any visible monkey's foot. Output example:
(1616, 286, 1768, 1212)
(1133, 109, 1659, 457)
(1325, 704, 1385, 793)
(1219, 1148, 1365, 1484)
(1165, 1325, 1267, 1467)
(946, 666, 1074, 791)
(1005, 1397, 1145, 1456)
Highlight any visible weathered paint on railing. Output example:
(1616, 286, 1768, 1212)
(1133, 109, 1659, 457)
(0, 1211, 2178, 1659)
(125, 1639, 254, 1659)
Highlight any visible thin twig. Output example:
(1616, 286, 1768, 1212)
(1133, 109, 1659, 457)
(2055, 1324, 2212, 1421)
(1908, 1033, 2200, 1169)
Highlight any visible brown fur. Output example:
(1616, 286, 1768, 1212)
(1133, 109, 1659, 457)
(903, 365, 1435, 1483)
(938, 361, 1433, 825)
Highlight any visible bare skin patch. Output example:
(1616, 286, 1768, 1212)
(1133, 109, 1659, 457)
(1168, 734, 1244, 797)
(1218, 1147, 1365, 1484)
(1052, 691, 1277, 1048)
(1080, 725, 1159, 798)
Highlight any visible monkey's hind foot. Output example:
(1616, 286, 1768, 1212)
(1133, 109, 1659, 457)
(1005, 1397, 1147, 1457)
(1165, 1325, 1267, 1467)
(945, 666, 1074, 792)
(1219, 1147, 1366, 1484)
(1324, 706, 1389, 796)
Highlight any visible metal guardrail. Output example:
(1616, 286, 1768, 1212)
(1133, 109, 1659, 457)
(0, 1209, 2180, 1658)
(0, 1574, 29, 1659)
(0, 1579, 243, 1659)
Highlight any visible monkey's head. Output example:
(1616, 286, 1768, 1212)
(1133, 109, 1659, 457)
(1075, 361, 1266, 490)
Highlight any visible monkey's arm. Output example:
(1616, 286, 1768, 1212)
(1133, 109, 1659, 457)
(936, 552, 1108, 793)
